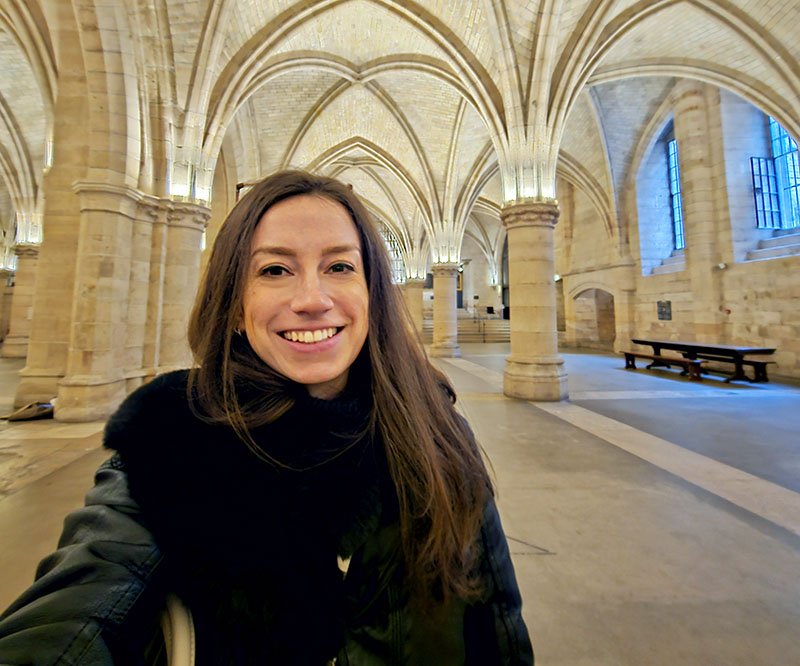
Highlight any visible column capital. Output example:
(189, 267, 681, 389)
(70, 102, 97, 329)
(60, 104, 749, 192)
(501, 200, 559, 230)
(431, 262, 460, 276)
(404, 277, 426, 286)
(15, 243, 40, 258)
(166, 199, 211, 231)
(137, 193, 165, 222)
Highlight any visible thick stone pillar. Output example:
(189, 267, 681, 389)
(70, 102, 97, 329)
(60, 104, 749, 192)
(1, 246, 39, 359)
(673, 81, 725, 342)
(55, 183, 139, 421)
(403, 278, 425, 334)
(429, 263, 461, 358)
(15, 16, 89, 409)
(157, 201, 209, 373)
(501, 201, 568, 401)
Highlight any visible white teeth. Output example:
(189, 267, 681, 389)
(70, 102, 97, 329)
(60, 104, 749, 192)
(283, 327, 337, 344)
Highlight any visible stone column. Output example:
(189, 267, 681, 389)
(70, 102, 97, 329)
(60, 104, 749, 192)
(562, 279, 578, 348)
(403, 278, 425, 334)
(142, 200, 168, 380)
(429, 263, 461, 358)
(613, 288, 637, 353)
(15, 16, 90, 409)
(157, 201, 210, 373)
(1, 246, 39, 359)
(123, 196, 159, 391)
(501, 201, 568, 401)
(461, 258, 473, 313)
(0, 269, 12, 342)
(55, 183, 140, 421)
(673, 81, 725, 342)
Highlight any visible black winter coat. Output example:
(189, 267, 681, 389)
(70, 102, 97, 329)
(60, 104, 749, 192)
(0, 371, 533, 665)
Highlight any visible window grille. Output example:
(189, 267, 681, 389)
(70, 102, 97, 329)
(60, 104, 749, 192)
(752, 118, 800, 229)
(750, 157, 782, 229)
(376, 221, 407, 284)
(667, 139, 686, 249)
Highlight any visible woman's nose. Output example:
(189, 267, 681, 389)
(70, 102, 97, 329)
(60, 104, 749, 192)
(290, 276, 334, 313)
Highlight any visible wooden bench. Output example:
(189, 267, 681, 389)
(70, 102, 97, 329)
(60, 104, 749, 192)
(691, 353, 776, 382)
(622, 351, 705, 381)
(741, 359, 776, 382)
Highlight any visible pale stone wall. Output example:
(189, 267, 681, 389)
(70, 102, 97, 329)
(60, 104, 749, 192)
(636, 125, 676, 275)
(563, 185, 614, 273)
(718, 91, 776, 263)
(721, 258, 800, 375)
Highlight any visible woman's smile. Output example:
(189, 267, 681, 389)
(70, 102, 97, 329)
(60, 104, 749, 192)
(280, 326, 341, 344)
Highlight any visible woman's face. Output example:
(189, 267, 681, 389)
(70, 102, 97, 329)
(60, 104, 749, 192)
(241, 194, 369, 399)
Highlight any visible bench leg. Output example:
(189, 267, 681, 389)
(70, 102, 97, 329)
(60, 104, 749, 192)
(687, 364, 703, 381)
(724, 361, 751, 383)
(624, 354, 636, 369)
(752, 364, 769, 382)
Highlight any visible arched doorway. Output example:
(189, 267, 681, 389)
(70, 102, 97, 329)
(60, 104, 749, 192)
(573, 288, 616, 350)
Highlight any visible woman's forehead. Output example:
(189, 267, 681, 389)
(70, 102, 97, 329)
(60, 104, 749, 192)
(251, 194, 362, 252)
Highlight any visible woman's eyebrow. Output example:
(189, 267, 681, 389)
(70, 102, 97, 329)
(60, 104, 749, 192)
(250, 244, 361, 258)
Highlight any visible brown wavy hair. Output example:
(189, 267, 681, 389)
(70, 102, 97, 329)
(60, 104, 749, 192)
(187, 170, 491, 603)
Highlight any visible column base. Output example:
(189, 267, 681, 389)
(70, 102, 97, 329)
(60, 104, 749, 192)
(429, 342, 462, 358)
(503, 355, 569, 401)
(55, 375, 127, 422)
(1, 336, 29, 358)
(14, 371, 60, 408)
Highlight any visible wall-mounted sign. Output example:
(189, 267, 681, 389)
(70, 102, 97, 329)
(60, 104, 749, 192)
(657, 300, 672, 321)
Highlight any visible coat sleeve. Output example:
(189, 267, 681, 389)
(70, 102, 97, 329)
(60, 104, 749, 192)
(464, 498, 535, 665)
(0, 455, 168, 666)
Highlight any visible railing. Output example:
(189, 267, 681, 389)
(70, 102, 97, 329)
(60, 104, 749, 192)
(421, 317, 510, 343)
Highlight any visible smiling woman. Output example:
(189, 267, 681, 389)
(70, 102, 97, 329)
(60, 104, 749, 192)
(0, 171, 533, 665)
(241, 194, 369, 399)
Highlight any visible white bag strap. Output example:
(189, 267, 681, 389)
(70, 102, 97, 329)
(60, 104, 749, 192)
(159, 593, 196, 666)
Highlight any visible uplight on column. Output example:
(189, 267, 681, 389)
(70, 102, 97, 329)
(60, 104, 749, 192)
(0, 246, 17, 271)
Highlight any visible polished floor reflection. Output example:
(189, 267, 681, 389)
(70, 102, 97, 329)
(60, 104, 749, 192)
(1, 347, 799, 664)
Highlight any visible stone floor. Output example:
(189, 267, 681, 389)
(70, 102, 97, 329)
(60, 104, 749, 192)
(1, 346, 799, 664)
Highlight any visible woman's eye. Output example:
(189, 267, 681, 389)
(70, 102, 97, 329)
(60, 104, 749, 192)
(329, 262, 354, 273)
(259, 265, 289, 277)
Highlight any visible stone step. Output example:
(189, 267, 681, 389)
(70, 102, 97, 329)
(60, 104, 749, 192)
(651, 260, 685, 275)
(756, 232, 800, 250)
(746, 243, 800, 261)
(420, 318, 510, 343)
(650, 250, 686, 275)
(660, 252, 685, 265)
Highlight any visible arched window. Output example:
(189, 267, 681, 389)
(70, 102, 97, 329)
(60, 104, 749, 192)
(376, 221, 407, 284)
(751, 118, 799, 229)
(667, 138, 686, 249)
